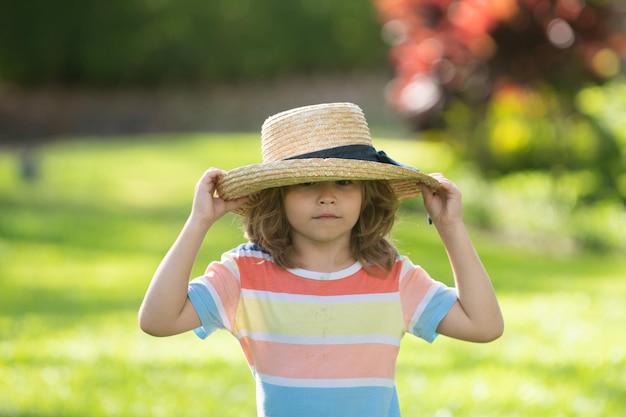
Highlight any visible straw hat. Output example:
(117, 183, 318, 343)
(216, 102, 439, 205)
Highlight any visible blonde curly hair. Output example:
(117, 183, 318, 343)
(243, 180, 400, 276)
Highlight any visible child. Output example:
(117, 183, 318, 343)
(139, 102, 503, 417)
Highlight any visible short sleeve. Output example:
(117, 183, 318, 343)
(399, 256, 458, 343)
(410, 283, 457, 343)
(188, 255, 241, 339)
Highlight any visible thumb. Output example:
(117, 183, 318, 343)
(419, 182, 437, 200)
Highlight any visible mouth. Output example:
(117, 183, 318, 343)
(313, 214, 340, 220)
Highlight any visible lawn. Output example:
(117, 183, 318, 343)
(1, 134, 624, 416)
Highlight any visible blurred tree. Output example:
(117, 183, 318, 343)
(0, 0, 386, 86)
(374, 0, 626, 201)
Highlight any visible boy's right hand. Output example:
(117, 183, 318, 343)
(190, 168, 249, 225)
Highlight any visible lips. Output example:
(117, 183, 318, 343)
(313, 213, 340, 220)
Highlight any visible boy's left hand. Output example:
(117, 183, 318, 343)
(419, 173, 464, 228)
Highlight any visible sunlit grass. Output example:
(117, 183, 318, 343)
(393, 221, 626, 416)
(1, 134, 625, 416)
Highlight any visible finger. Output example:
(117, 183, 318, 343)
(418, 182, 438, 201)
(428, 172, 445, 181)
(198, 168, 225, 191)
(427, 173, 459, 194)
(226, 196, 250, 212)
(201, 168, 225, 179)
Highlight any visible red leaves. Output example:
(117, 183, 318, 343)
(374, 0, 626, 128)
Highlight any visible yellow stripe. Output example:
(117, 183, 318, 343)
(236, 297, 403, 337)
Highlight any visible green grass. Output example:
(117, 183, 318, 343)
(1, 134, 624, 416)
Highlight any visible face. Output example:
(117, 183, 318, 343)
(283, 180, 363, 248)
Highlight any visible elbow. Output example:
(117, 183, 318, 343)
(138, 316, 158, 336)
(478, 320, 505, 343)
(138, 311, 187, 337)
(138, 311, 167, 337)
(139, 320, 171, 337)
(483, 327, 504, 343)
(479, 308, 505, 342)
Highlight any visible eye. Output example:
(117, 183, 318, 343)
(291, 182, 317, 189)
(336, 180, 353, 186)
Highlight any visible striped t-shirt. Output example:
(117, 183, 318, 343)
(188, 243, 457, 417)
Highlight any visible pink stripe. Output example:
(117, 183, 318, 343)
(399, 267, 432, 331)
(202, 262, 241, 330)
(242, 337, 399, 380)
(237, 257, 402, 296)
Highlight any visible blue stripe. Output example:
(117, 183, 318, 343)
(258, 381, 401, 417)
(188, 281, 223, 339)
(413, 286, 458, 343)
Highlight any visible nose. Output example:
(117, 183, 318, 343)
(317, 182, 336, 205)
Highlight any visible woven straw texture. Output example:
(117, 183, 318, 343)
(216, 102, 439, 203)
(261, 103, 372, 162)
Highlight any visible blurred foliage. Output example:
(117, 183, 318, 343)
(374, 0, 625, 126)
(374, 0, 626, 207)
(428, 78, 626, 252)
(0, 0, 387, 86)
(438, 77, 626, 201)
(1, 135, 626, 416)
(2, 0, 624, 227)
(456, 166, 626, 252)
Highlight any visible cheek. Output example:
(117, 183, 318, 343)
(349, 195, 364, 222)
(283, 194, 305, 224)
(354, 190, 365, 212)
(283, 192, 299, 214)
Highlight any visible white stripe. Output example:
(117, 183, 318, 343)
(219, 254, 241, 280)
(257, 373, 395, 389)
(240, 289, 399, 304)
(398, 256, 414, 283)
(204, 282, 232, 332)
(226, 245, 273, 261)
(287, 262, 362, 280)
(408, 284, 439, 331)
(237, 330, 401, 347)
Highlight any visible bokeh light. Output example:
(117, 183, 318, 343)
(374, 0, 626, 127)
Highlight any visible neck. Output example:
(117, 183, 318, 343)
(287, 243, 356, 273)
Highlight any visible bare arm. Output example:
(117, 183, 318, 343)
(138, 168, 249, 337)
(420, 175, 504, 343)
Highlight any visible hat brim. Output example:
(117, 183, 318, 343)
(216, 158, 440, 203)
